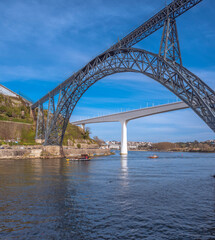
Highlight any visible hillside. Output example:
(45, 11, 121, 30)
(0, 94, 32, 124)
(137, 141, 215, 152)
(0, 94, 94, 145)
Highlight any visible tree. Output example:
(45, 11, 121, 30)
(83, 127, 91, 139)
(93, 136, 105, 147)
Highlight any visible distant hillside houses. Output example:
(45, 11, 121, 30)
(106, 140, 153, 150)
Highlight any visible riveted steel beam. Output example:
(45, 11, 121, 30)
(43, 48, 215, 145)
(31, 0, 202, 109)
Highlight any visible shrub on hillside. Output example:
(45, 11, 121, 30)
(82, 127, 91, 140)
(6, 108, 13, 117)
(0, 105, 7, 113)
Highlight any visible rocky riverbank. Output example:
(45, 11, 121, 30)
(0, 145, 111, 160)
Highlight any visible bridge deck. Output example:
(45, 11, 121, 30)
(31, 0, 202, 109)
(71, 101, 188, 125)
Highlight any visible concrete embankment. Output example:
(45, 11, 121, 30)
(0, 145, 111, 159)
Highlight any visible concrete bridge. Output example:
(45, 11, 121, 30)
(71, 101, 188, 155)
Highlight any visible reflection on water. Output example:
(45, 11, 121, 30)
(121, 155, 128, 174)
(0, 151, 215, 239)
(120, 155, 128, 187)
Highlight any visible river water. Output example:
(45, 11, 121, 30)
(0, 151, 215, 239)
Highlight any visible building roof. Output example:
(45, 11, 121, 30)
(0, 84, 32, 105)
(0, 84, 18, 97)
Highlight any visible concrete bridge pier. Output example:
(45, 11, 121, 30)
(80, 124, 85, 131)
(120, 120, 128, 155)
(71, 102, 188, 156)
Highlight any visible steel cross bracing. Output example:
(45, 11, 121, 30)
(42, 48, 215, 145)
(31, 0, 202, 109)
(159, 16, 182, 65)
(109, 0, 202, 50)
(31, 0, 213, 145)
(45, 96, 56, 139)
(35, 104, 45, 140)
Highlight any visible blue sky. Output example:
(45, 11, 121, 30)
(1, 0, 215, 142)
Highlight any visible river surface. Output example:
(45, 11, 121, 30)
(0, 151, 215, 239)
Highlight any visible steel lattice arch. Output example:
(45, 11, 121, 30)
(38, 48, 215, 145)
(31, 0, 215, 145)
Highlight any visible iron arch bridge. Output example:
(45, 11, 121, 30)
(31, 0, 215, 145)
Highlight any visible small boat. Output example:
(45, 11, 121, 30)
(66, 154, 91, 161)
(148, 154, 158, 159)
(79, 154, 91, 160)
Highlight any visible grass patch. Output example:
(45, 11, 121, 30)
(19, 126, 36, 145)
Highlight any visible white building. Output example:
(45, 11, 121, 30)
(0, 84, 32, 105)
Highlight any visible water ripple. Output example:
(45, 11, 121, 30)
(0, 152, 215, 239)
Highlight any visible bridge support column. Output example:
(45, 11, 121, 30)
(80, 124, 85, 131)
(120, 120, 128, 155)
(35, 104, 45, 141)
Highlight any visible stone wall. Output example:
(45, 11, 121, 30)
(0, 145, 111, 159)
(0, 121, 32, 140)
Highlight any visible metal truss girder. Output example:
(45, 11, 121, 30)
(45, 96, 56, 139)
(159, 17, 182, 65)
(43, 48, 215, 145)
(31, 0, 202, 109)
(35, 103, 45, 140)
(109, 0, 202, 50)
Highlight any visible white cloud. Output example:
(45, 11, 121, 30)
(0, 0, 214, 142)
(0, 65, 65, 82)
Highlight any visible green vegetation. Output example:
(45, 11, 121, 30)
(0, 94, 33, 124)
(82, 127, 91, 139)
(20, 127, 36, 145)
(0, 94, 96, 145)
(137, 141, 215, 152)
(62, 124, 93, 145)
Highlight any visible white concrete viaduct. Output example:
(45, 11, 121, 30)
(71, 102, 188, 155)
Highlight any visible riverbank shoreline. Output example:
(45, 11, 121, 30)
(0, 145, 111, 160)
(128, 149, 215, 153)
